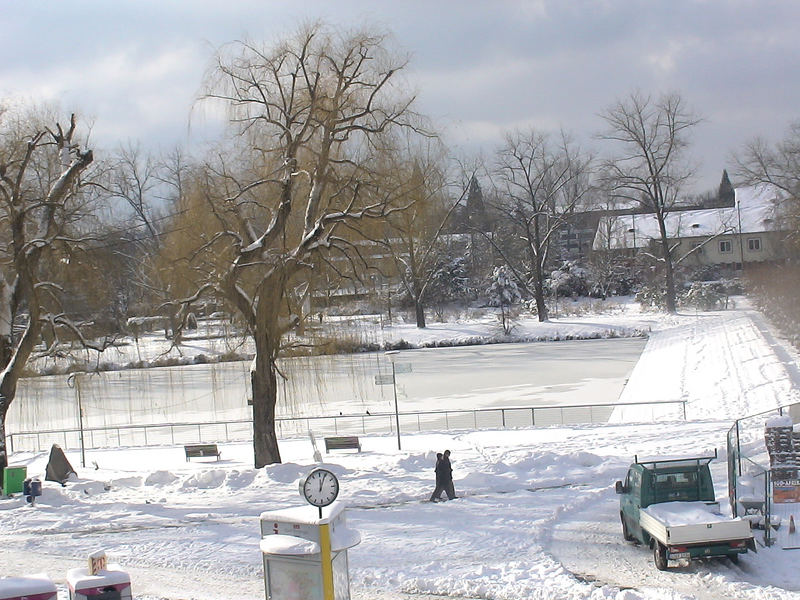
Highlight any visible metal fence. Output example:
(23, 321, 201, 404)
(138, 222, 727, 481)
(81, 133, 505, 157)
(728, 401, 800, 548)
(7, 399, 686, 454)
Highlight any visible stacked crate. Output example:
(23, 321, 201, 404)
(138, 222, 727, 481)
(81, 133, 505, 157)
(765, 418, 798, 482)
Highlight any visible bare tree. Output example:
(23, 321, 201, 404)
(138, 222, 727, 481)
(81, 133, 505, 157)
(491, 129, 592, 321)
(171, 23, 425, 467)
(110, 141, 159, 240)
(734, 121, 800, 250)
(599, 92, 701, 313)
(0, 107, 97, 471)
(378, 148, 463, 328)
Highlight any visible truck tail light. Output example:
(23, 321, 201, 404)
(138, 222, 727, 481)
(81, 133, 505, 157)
(729, 540, 746, 548)
(671, 546, 687, 552)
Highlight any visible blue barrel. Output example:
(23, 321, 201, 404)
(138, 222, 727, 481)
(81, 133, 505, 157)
(23, 477, 31, 496)
(30, 479, 42, 497)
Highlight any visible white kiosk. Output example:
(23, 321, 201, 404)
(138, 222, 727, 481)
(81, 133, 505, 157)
(260, 468, 360, 600)
(0, 574, 56, 600)
(67, 552, 132, 600)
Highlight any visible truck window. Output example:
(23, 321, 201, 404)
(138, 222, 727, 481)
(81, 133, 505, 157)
(627, 469, 641, 493)
(654, 471, 699, 502)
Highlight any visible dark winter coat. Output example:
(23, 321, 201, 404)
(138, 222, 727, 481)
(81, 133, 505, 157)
(434, 456, 447, 485)
(441, 456, 453, 484)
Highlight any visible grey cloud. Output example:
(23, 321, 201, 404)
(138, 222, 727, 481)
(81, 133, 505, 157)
(1, 0, 798, 192)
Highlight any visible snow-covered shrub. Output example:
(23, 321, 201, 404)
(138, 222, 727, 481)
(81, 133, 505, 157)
(487, 266, 521, 335)
(634, 284, 669, 310)
(682, 282, 726, 311)
(544, 261, 589, 298)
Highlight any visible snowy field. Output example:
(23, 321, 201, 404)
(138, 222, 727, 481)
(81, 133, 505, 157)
(2, 302, 800, 600)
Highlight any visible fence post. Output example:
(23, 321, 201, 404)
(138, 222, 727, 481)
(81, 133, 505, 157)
(765, 469, 772, 547)
(501, 409, 506, 428)
(682, 401, 687, 420)
(735, 420, 742, 476)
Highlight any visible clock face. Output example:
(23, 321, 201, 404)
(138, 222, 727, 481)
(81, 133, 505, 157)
(300, 468, 339, 507)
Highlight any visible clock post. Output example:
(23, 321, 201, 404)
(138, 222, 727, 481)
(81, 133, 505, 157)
(259, 468, 360, 600)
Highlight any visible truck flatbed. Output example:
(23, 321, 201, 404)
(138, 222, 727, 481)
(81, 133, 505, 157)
(641, 501, 753, 546)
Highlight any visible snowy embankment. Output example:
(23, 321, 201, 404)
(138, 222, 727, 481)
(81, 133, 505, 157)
(2, 304, 800, 600)
(30, 299, 658, 375)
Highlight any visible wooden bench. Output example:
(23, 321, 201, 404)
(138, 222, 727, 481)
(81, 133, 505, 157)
(324, 436, 361, 453)
(184, 443, 221, 461)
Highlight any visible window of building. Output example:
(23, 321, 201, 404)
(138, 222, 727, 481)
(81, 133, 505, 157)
(719, 240, 732, 253)
(747, 238, 762, 251)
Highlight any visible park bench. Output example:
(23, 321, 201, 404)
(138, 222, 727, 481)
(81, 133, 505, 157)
(324, 436, 361, 453)
(184, 443, 221, 461)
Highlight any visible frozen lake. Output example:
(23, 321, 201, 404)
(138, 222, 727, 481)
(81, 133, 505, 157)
(9, 338, 645, 434)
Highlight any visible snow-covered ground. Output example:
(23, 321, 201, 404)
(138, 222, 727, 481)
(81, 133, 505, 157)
(2, 302, 800, 600)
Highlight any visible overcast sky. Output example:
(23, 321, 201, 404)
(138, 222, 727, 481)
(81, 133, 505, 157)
(2, 0, 799, 194)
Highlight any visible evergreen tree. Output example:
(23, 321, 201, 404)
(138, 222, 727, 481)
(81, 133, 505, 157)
(466, 175, 489, 231)
(718, 169, 735, 206)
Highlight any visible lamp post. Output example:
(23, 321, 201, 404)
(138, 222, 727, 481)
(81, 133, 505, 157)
(67, 372, 86, 468)
(385, 350, 401, 450)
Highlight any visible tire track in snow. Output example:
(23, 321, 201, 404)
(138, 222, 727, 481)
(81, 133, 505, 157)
(545, 485, 789, 600)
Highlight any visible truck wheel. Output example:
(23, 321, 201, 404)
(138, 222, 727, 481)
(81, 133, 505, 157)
(620, 513, 634, 542)
(653, 542, 668, 571)
(728, 553, 739, 565)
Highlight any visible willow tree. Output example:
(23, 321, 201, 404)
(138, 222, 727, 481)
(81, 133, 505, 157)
(0, 108, 96, 471)
(179, 24, 423, 467)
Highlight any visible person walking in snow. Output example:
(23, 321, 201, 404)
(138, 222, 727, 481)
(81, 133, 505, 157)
(429, 452, 446, 501)
(442, 449, 456, 500)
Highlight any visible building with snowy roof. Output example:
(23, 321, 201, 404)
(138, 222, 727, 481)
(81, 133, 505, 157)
(592, 184, 790, 271)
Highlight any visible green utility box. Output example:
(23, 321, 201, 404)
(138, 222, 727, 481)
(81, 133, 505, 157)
(2, 465, 27, 496)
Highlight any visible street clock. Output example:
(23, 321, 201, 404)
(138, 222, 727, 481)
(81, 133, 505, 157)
(299, 468, 340, 510)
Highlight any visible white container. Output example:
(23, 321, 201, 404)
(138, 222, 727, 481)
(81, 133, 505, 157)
(0, 573, 56, 600)
(66, 566, 132, 600)
(260, 502, 360, 600)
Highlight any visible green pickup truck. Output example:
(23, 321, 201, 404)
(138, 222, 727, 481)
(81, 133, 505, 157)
(615, 453, 755, 570)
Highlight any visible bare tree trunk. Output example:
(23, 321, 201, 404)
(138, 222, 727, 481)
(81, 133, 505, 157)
(657, 217, 678, 313)
(415, 300, 427, 328)
(0, 367, 22, 473)
(251, 339, 281, 468)
(0, 402, 8, 472)
(533, 262, 549, 322)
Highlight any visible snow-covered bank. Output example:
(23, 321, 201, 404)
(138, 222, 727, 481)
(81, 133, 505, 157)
(2, 306, 800, 600)
(29, 299, 661, 375)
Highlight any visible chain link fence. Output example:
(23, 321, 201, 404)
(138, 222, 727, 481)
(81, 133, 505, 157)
(728, 401, 800, 548)
(8, 400, 686, 454)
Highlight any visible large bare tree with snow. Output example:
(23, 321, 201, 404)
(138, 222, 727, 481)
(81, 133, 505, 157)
(174, 24, 424, 467)
(491, 129, 593, 321)
(735, 121, 800, 251)
(599, 92, 701, 313)
(0, 107, 96, 471)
